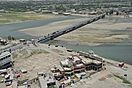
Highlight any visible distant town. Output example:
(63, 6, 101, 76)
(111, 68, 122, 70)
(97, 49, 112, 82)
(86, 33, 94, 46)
(0, 0, 132, 88)
(0, 0, 131, 13)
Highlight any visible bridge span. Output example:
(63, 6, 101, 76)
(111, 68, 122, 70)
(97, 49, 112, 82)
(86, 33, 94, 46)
(36, 13, 105, 43)
(0, 13, 106, 53)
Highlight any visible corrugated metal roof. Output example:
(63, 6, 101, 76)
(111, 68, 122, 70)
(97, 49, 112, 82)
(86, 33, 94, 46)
(0, 52, 11, 60)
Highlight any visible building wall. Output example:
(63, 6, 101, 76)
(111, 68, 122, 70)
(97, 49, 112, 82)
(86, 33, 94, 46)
(0, 52, 11, 69)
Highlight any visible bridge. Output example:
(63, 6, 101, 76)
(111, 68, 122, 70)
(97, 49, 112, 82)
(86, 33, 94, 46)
(36, 13, 105, 43)
(0, 13, 106, 53)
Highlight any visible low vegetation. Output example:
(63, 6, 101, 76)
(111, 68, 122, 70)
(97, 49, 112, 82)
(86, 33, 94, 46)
(113, 74, 132, 85)
(27, 49, 49, 58)
(12, 48, 49, 59)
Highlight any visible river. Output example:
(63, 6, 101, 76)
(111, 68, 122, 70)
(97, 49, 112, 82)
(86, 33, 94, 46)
(55, 42, 132, 65)
(0, 15, 132, 65)
(0, 15, 84, 39)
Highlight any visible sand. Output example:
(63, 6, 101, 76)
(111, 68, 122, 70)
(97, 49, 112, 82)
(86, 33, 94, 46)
(20, 15, 132, 44)
(0, 13, 59, 24)
(12, 44, 71, 80)
(12, 43, 132, 88)
(20, 18, 87, 36)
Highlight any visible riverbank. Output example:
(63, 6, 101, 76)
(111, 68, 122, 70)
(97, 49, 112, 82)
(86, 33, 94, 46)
(0, 12, 60, 25)
(19, 18, 89, 36)
(0, 15, 83, 39)
(0, 14, 131, 66)
(52, 42, 132, 65)
(57, 16, 132, 44)
(20, 15, 132, 44)
(16, 14, 132, 65)
(11, 43, 132, 88)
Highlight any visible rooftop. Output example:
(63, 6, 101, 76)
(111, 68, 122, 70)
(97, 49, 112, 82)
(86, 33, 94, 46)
(60, 59, 70, 66)
(0, 51, 11, 60)
(75, 63, 84, 67)
(81, 56, 102, 65)
(63, 67, 72, 71)
(81, 57, 93, 64)
(92, 60, 102, 65)
(72, 56, 81, 62)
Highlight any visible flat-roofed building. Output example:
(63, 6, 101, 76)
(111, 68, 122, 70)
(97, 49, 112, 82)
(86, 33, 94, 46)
(92, 60, 102, 71)
(51, 66, 64, 80)
(73, 63, 85, 73)
(38, 74, 56, 88)
(81, 56, 102, 71)
(0, 52, 12, 69)
(0, 39, 8, 45)
(18, 85, 28, 88)
(60, 59, 72, 68)
(60, 59, 74, 76)
(69, 56, 86, 73)
(63, 67, 73, 76)
(72, 55, 82, 65)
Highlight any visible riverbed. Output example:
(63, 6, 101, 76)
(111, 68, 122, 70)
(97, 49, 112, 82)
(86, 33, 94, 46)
(0, 14, 132, 65)
(0, 15, 84, 39)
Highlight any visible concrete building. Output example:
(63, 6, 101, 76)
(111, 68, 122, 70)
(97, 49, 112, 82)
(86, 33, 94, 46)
(70, 55, 85, 73)
(51, 66, 64, 80)
(59, 54, 102, 78)
(71, 55, 82, 65)
(0, 39, 8, 45)
(60, 59, 73, 68)
(38, 74, 56, 88)
(17, 85, 28, 88)
(0, 52, 12, 69)
(73, 63, 85, 73)
(81, 57, 102, 71)
(63, 67, 73, 76)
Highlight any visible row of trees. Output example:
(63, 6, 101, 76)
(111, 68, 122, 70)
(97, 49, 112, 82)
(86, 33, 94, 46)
(7, 36, 16, 41)
(0, 0, 131, 12)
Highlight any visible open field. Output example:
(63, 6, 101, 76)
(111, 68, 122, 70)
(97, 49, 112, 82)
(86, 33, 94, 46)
(20, 15, 132, 44)
(0, 12, 59, 24)
(12, 44, 70, 80)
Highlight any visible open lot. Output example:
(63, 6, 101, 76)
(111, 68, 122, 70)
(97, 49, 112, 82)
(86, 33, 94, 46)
(11, 44, 132, 88)
(12, 44, 71, 80)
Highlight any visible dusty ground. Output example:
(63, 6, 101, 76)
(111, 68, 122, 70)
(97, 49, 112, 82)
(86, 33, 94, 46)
(12, 44, 73, 80)
(20, 15, 132, 44)
(57, 16, 132, 44)
(66, 53, 132, 88)
(11, 43, 132, 88)
(20, 18, 87, 36)
(67, 60, 132, 88)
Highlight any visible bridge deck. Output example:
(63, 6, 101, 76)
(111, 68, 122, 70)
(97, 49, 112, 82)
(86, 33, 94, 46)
(37, 14, 105, 43)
